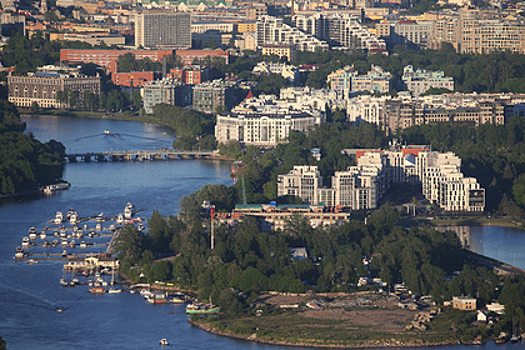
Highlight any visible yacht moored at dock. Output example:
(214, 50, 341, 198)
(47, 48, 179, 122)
(28, 227, 37, 240)
(55, 211, 64, 224)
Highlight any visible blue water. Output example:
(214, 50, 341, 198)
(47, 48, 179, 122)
(0, 115, 523, 350)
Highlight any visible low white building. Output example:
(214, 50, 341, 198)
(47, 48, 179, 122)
(252, 62, 298, 82)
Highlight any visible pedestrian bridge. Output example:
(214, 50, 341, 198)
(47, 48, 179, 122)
(65, 149, 218, 162)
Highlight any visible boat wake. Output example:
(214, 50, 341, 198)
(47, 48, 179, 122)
(0, 281, 78, 312)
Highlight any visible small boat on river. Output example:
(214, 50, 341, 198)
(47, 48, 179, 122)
(55, 211, 64, 224)
(28, 227, 37, 240)
(185, 303, 220, 314)
(89, 286, 107, 294)
(159, 338, 169, 346)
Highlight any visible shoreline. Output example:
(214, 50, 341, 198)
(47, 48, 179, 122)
(188, 319, 459, 349)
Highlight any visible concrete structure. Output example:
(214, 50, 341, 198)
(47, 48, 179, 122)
(215, 110, 318, 147)
(192, 80, 238, 114)
(135, 11, 191, 49)
(256, 15, 329, 52)
(252, 62, 298, 82)
(429, 9, 525, 54)
(8, 68, 100, 109)
(293, 12, 386, 52)
(261, 43, 296, 61)
(142, 78, 192, 114)
(277, 166, 323, 204)
(327, 65, 392, 94)
(451, 296, 477, 311)
(346, 93, 519, 135)
(390, 20, 434, 49)
(401, 65, 454, 96)
(191, 21, 234, 33)
(60, 49, 173, 74)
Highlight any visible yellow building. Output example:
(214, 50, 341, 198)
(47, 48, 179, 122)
(451, 296, 477, 311)
(261, 43, 296, 61)
(237, 21, 256, 33)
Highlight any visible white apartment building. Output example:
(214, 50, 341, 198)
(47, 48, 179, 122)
(252, 62, 298, 82)
(402, 65, 454, 96)
(215, 111, 318, 147)
(256, 15, 329, 52)
(292, 12, 386, 51)
(277, 166, 323, 204)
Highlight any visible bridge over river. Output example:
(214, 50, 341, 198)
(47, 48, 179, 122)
(65, 149, 219, 162)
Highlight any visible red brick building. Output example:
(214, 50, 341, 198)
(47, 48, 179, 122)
(167, 66, 209, 85)
(111, 71, 161, 87)
(60, 49, 173, 73)
(174, 49, 230, 65)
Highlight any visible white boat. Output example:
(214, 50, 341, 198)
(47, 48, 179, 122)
(53, 230, 60, 237)
(22, 236, 30, 248)
(61, 250, 68, 257)
(109, 224, 116, 232)
(76, 230, 84, 239)
(60, 230, 67, 238)
(116, 214, 124, 225)
(39, 230, 46, 240)
(95, 223, 102, 231)
(108, 288, 122, 294)
(43, 182, 70, 194)
(15, 247, 25, 259)
(69, 212, 78, 224)
(124, 202, 135, 219)
(55, 211, 64, 224)
(28, 227, 37, 240)
(69, 240, 76, 248)
(27, 259, 38, 264)
(60, 278, 68, 286)
(159, 338, 169, 346)
(80, 241, 87, 249)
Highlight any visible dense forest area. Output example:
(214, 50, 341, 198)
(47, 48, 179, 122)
(115, 202, 525, 334)
(0, 101, 65, 196)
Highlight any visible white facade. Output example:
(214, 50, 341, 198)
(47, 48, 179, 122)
(277, 166, 323, 204)
(252, 62, 298, 82)
(215, 111, 318, 147)
(256, 15, 329, 52)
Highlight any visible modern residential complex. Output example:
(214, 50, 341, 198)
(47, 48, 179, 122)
(327, 65, 392, 94)
(192, 80, 239, 114)
(142, 78, 192, 114)
(293, 12, 387, 52)
(277, 146, 485, 212)
(134, 11, 191, 49)
(346, 93, 523, 134)
(401, 65, 454, 96)
(256, 15, 329, 52)
(215, 111, 318, 147)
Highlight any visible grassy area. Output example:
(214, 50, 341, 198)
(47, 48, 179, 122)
(193, 308, 472, 348)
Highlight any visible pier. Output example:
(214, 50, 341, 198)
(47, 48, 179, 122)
(65, 149, 218, 162)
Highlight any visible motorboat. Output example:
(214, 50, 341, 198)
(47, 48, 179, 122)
(80, 241, 87, 249)
(96, 213, 104, 222)
(89, 286, 106, 294)
(124, 202, 135, 219)
(42, 240, 49, 248)
(159, 338, 169, 346)
(55, 211, 64, 224)
(116, 214, 124, 225)
(60, 278, 68, 286)
(76, 230, 84, 239)
(61, 250, 68, 257)
(27, 259, 38, 264)
(69, 211, 78, 224)
(22, 236, 30, 248)
(60, 230, 67, 238)
(28, 227, 37, 240)
(69, 240, 76, 248)
(109, 224, 116, 232)
(43, 182, 70, 194)
(108, 288, 122, 294)
(15, 247, 25, 259)
(95, 223, 102, 231)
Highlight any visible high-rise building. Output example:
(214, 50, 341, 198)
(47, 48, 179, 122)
(135, 11, 191, 49)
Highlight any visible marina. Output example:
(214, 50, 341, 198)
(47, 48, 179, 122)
(4, 116, 524, 350)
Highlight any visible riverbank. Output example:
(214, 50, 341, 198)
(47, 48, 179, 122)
(188, 319, 458, 349)
(399, 216, 524, 230)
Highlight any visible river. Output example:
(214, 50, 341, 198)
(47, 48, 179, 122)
(0, 115, 523, 350)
